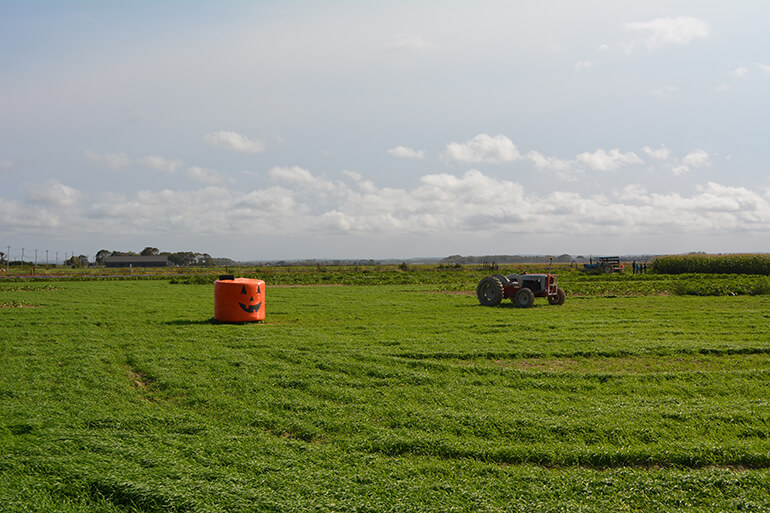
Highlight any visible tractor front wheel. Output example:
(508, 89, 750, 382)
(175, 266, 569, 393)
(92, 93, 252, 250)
(514, 288, 535, 308)
(477, 276, 504, 306)
(548, 287, 566, 305)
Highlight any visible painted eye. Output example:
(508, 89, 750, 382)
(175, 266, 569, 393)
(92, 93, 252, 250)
(241, 286, 248, 294)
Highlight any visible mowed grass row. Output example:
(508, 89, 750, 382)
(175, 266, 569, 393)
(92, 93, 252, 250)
(1, 281, 769, 512)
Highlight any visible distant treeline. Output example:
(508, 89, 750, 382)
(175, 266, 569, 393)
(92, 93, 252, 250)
(441, 254, 580, 264)
(95, 247, 237, 267)
(248, 259, 382, 267)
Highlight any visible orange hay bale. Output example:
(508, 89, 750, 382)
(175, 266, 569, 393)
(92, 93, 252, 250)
(214, 277, 265, 323)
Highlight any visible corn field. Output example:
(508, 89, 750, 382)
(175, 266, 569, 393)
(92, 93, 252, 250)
(651, 254, 770, 275)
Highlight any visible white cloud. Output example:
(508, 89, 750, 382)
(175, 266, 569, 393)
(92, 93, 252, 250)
(342, 170, 362, 181)
(25, 180, 82, 208)
(8, 169, 770, 244)
(617, 184, 649, 202)
(188, 166, 225, 184)
(139, 155, 184, 174)
(444, 134, 520, 164)
(0, 198, 64, 230)
(714, 83, 729, 94)
(757, 63, 770, 75)
(388, 146, 425, 160)
(576, 148, 643, 171)
(268, 165, 341, 195)
(625, 16, 710, 50)
(88, 187, 236, 235)
(204, 130, 266, 154)
(642, 145, 671, 161)
(525, 151, 571, 171)
(727, 66, 748, 78)
(668, 149, 711, 176)
(237, 186, 298, 219)
(682, 149, 711, 168)
(672, 164, 691, 176)
(84, 150, 132, 169)
(268, 165, 315, 185)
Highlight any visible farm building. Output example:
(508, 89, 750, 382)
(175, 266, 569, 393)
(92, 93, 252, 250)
(104, 255, 169, 268)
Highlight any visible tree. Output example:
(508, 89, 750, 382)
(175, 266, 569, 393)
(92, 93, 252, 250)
(194, 253, 213, 266)
(161, 251, 214, 267)
(164, 251, 194, 266)
(66, 255, 89, 268)
(141, 247, 160, 256)
(95, 249, 112, 265)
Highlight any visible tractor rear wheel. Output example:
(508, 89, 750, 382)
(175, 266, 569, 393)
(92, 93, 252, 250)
(476, 276, 504, 306)
(514, 288, 535, 308)
(491, 274, 509, 286)
(548, 287, 566, 305)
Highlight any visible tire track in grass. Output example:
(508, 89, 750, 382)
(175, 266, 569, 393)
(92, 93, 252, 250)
(378, 351, 770, 470)
(396, 346, 770, 364)
(447, 353, 770, 375)
(86, 477, 195, 512)
(364, 435, 770, 470)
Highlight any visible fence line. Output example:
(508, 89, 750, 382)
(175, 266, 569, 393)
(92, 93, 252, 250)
(1, 246, 91, 268)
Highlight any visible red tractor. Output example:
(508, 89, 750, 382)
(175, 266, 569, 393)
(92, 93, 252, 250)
(476, 273, 565, 308)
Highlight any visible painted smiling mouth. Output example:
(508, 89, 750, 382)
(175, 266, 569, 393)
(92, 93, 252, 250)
(238, 301, 262, 313)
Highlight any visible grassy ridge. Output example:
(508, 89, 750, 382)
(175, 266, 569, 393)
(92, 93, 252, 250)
(172, 266, 770, 297)
(1, 280, 769, 511)
(7, 261, 770, 296)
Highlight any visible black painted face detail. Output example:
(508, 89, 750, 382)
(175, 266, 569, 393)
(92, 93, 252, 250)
(238, 284, 262, 313)
(239, 301, 262, 313)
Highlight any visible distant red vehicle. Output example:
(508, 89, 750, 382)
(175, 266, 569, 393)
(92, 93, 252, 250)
(476, 273, 565, 308)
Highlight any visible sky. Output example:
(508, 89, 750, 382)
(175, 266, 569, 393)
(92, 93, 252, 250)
(1, 1, 769, 262)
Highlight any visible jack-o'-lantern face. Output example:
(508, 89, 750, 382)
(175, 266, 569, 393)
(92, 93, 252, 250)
(238, 284, 262, 313)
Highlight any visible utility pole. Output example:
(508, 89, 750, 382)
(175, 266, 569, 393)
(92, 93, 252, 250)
(21, 248, 25, 271)
(46, 250, 49, 268)
(56, 251, 58, 266)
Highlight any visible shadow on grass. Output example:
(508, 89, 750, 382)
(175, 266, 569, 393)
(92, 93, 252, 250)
(162, 319, 216, 325)
(163, 318, 266, 325)
(467, 303, 552, 309)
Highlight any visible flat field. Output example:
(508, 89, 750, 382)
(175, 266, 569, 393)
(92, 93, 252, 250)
(1, 276, 769, 512)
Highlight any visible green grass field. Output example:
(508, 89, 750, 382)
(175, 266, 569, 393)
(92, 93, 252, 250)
(1, 275, 769, 512)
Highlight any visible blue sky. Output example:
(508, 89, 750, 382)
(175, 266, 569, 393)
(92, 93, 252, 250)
(1, 1, 769, 261)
